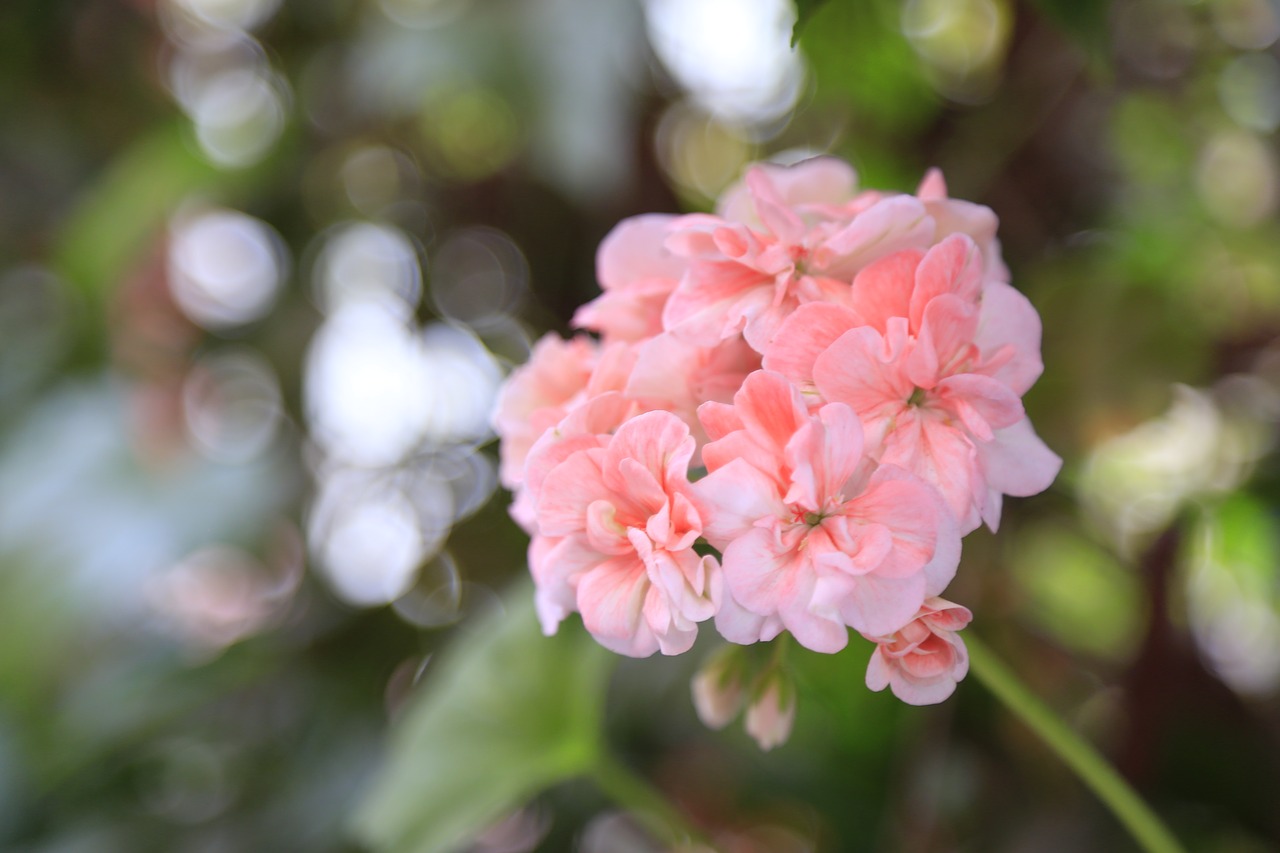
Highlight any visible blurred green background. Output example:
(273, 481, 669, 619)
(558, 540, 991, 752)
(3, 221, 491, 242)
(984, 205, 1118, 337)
(2, 0, 1279, 850)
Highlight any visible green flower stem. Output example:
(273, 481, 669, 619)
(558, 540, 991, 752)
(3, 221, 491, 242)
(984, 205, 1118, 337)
(591, 751, 705, 847)
(966, 635, 1186, 853)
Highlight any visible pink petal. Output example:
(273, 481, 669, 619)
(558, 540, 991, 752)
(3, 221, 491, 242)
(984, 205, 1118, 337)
(865, 646, 893, 691)
(734, 370, 810, 454)
(820, 195, 934, 276)
(604, 411, 696, 494)
(810, 520, 894, 576)
(662, 263, 773, 346)
(573, 277, 674, 342)
(762, 302, 862, 389)
(536, 449, 608, 536)
(935, 373, 1024, 441)
(909, 234, 983, 330)
(714, 587, 785, 644)
(813, 324, 914, 415)
(847, 248, 922, 333)
(978, 418, 1063, 499)
(783, 403, 864, 510)
(596, 213, 685, 289)
(700, 428, 781, 482)
(915, 294, 979, 379)
(721, 526, 809, 617)
(842, 471, 940, 578)
(692, 458, 786, 548)
(887, 667, 961, 705)
(975, 280, 1044, 396)
(719, 157, 859, 223)
(835, 570, 927, 637)
(696, 400, 742, 444)
(745, 166, 806, 243)
(916, 167, 948, 201)
(879, 414, 983, 534)
(577, 556, 658, 657)
(586, 500, 631, 555)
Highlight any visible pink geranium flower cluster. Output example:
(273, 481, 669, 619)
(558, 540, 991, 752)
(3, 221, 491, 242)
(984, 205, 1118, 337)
(493, 157, 1060, 712)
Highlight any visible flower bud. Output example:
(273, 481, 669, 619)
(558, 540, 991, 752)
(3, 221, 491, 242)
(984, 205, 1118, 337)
(744, 671, 795, 751)
(864, 597, 972, 705)
(691, 646, 745, 730)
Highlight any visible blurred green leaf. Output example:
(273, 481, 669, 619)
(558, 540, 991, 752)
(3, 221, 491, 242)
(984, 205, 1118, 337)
(797, 0, 937, 137)
(791, 0, 832, 46)
(51, 123, 223, 300)
(351, 581, 614, 853)
(1188, 493, 1280, 607)
(1011, 523, 1146, 661)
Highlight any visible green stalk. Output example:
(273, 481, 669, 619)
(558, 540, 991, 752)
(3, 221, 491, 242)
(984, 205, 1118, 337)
(590, 751, 705, 848)
(966, 635, 1185, 853)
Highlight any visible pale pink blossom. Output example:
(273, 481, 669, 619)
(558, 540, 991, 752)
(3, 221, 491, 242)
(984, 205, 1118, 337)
(574, 214, 685, 343)
(694, 371, 960, 652)
(531, 410, 719, 656)
(864, 597, 972, 705)
(492, 333, 598, 490)
(743, 671, 796, 751)
(506, 342, 643, 532)
(662, 159, 935, 352)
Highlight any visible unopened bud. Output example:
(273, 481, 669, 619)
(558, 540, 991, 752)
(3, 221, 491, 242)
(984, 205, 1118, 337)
(744, 671, 795, 751)
(691, 646, 745, 730)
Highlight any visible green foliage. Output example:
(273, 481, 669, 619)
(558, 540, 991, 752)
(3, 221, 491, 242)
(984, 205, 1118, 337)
(791, 0, 833, 47)
(351, 583, 613, 853)
(796, 0, 938, 135)
(52, 124, 222, 300)
(1025, 0, 1111, 62)
(1011, 523, 1146, 662)
(1184, 493, 1280, 630)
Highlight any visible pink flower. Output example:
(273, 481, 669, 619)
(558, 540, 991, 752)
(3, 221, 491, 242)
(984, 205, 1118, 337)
(506, 341, 643, 532)
(694, 371, 960, 652)
(864, 597, 972, 705)
(661, 159, 935, 352)
(574, 214, 685, 343)
(766, 236, 1061, 532)
(531, 411, 719, 656)
(492, 333, 598, 490)
(625, 333, 761, 453)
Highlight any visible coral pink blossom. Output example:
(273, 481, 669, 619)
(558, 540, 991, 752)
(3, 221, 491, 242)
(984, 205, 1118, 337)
(765, 237, 1061, 532)
(662, 159, 935, 352)
(864, 597, 972, 705)
(490, 156, 1063, 723)
(694, 371, 959, 651)
(574, 214, 685, 343)
(531, 411, 719, 657)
